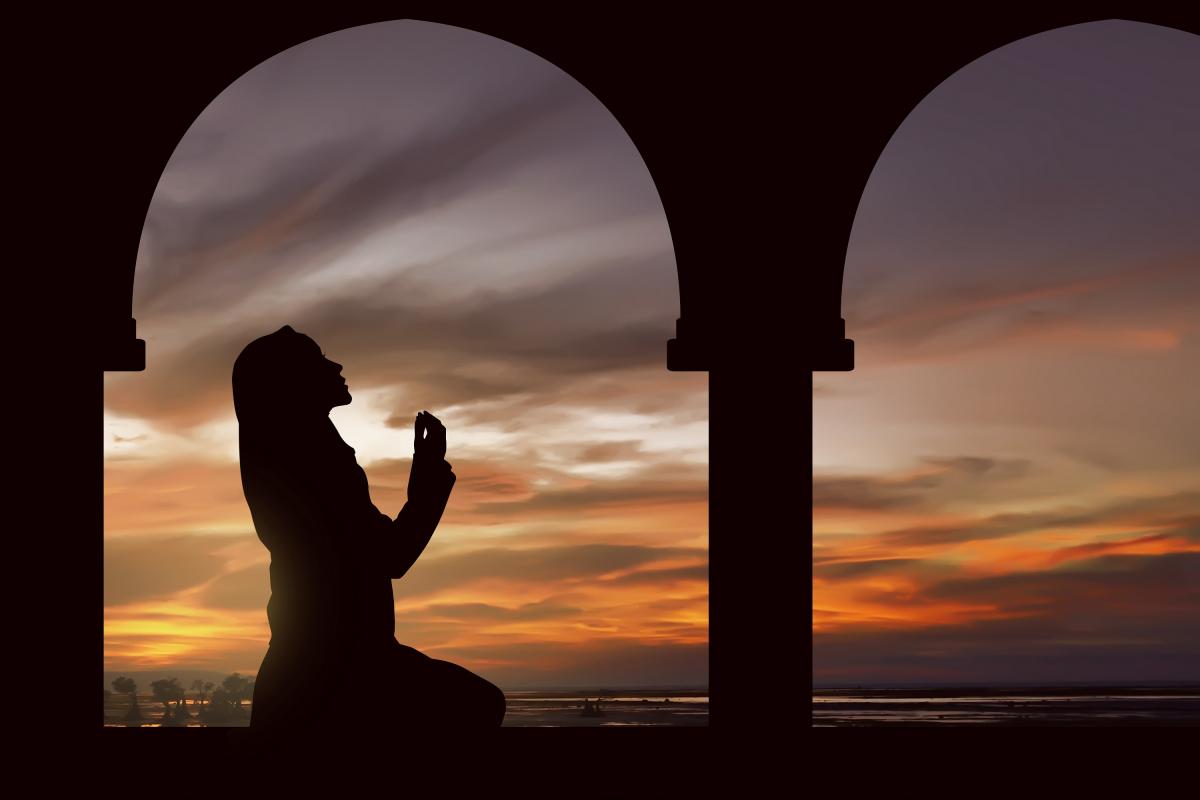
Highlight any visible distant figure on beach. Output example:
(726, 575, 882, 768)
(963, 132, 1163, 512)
(233, 326, 505, 734)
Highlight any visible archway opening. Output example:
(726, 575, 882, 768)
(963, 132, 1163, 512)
(102, 20, 709, 727)
(815, 20, 1200, 714)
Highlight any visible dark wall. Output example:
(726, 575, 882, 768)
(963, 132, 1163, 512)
(19, 5, 1199, 765)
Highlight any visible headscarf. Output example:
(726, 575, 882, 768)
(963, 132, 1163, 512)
(232, 326, 355, 496)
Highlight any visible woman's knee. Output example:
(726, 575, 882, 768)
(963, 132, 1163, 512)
(465, 676, 505, 726)
(431, 660, 505, 726)
(480, 677, 506, 726)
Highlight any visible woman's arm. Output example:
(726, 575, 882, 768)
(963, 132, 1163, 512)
(365, 411, 456, 578)
(375, 452, 456, 579)
(249, 423, 451, 578)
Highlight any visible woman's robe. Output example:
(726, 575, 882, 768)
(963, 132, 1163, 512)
(240, 417, 498, 731)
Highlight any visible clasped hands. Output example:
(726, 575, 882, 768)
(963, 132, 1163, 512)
(414, 410, 448, 462)
(408, 410, 455, 503)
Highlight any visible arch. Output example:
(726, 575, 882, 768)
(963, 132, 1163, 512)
(105, 21, 710, 714)
(77, 9, 1200, 740)
(812, 14, 1200, 372)
(103, 17, 709, 374)
(814, 19, 1200, 692)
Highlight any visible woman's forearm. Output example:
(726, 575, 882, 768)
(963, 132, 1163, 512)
(387, 456, 455, 578)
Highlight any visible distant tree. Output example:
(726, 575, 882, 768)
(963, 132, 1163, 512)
(150, 678, 173, 720)
(202, 686, 237, 723)
(169, 677, 186, 717)
(190, 679, 205, 705)
(198, 682, 215, 717)
(150, 677, 185, 724)
(174, 678, 192, 719)
(112, 676, 142, 721)
(222, 673, 252, 716)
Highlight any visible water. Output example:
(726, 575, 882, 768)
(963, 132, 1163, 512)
(103, 690, 709, 727)
(502, 691, 708, 727)
(812, 686, 1200, 726)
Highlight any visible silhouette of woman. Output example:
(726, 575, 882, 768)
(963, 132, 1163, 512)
(233, 325, 505, 734)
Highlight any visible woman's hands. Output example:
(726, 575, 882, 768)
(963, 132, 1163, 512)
(408, 410, 455, 515)
(388, 411, 455, 578)
(414, 410, 448, 461)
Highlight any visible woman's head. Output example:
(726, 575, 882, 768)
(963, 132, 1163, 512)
(232, 326, 352, 425)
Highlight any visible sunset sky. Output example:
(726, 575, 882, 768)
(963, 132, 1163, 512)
(103, 21, 707, 689)
(814, 21, 1200, 685)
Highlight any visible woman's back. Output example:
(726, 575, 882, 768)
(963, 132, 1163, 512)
(241, 419, 399, 652)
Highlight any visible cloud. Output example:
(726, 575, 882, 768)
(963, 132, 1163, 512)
(353, 453, 706, 533)
(200, 562, 271, 610)
(603, 565, 708, 586)
(109, 253, 680, 431)
(105, 458, 250, 535)
(813, 456, 1032, 512)
(471, 481, 706, 517)
(843, 259, 1199, 368)
(198, 542, 706, 612)
(104, 533, 251, 606)
(573, 440, 644, 462)
(393, 543, 706, 600)
(920, 456, 1029, 478)
(918, 552, 1200, 611)
(413, 600, 582, 622)
(431, 638, 709, 689)
(814, 553, 1200, 684)
(812, 558, 932, 580)
(874, 489, 1200, 548)
(137, 80, 591, 317)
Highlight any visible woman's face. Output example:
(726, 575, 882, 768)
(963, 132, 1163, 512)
(296, 335, 352, 412)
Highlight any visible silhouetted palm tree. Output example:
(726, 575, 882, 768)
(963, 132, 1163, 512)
(190, 679, 205, 706)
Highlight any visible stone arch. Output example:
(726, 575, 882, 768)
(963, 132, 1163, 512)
(104, 18, 708, 374)
(813, 18, 1200, 690)
(101, 19, 712, 701)
(814, 15, 1200, 372)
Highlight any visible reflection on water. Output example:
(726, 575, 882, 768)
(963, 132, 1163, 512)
(812, 688, 1200, 726)
(495, 692, 708, 727)
(104, 691, 709, 728)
